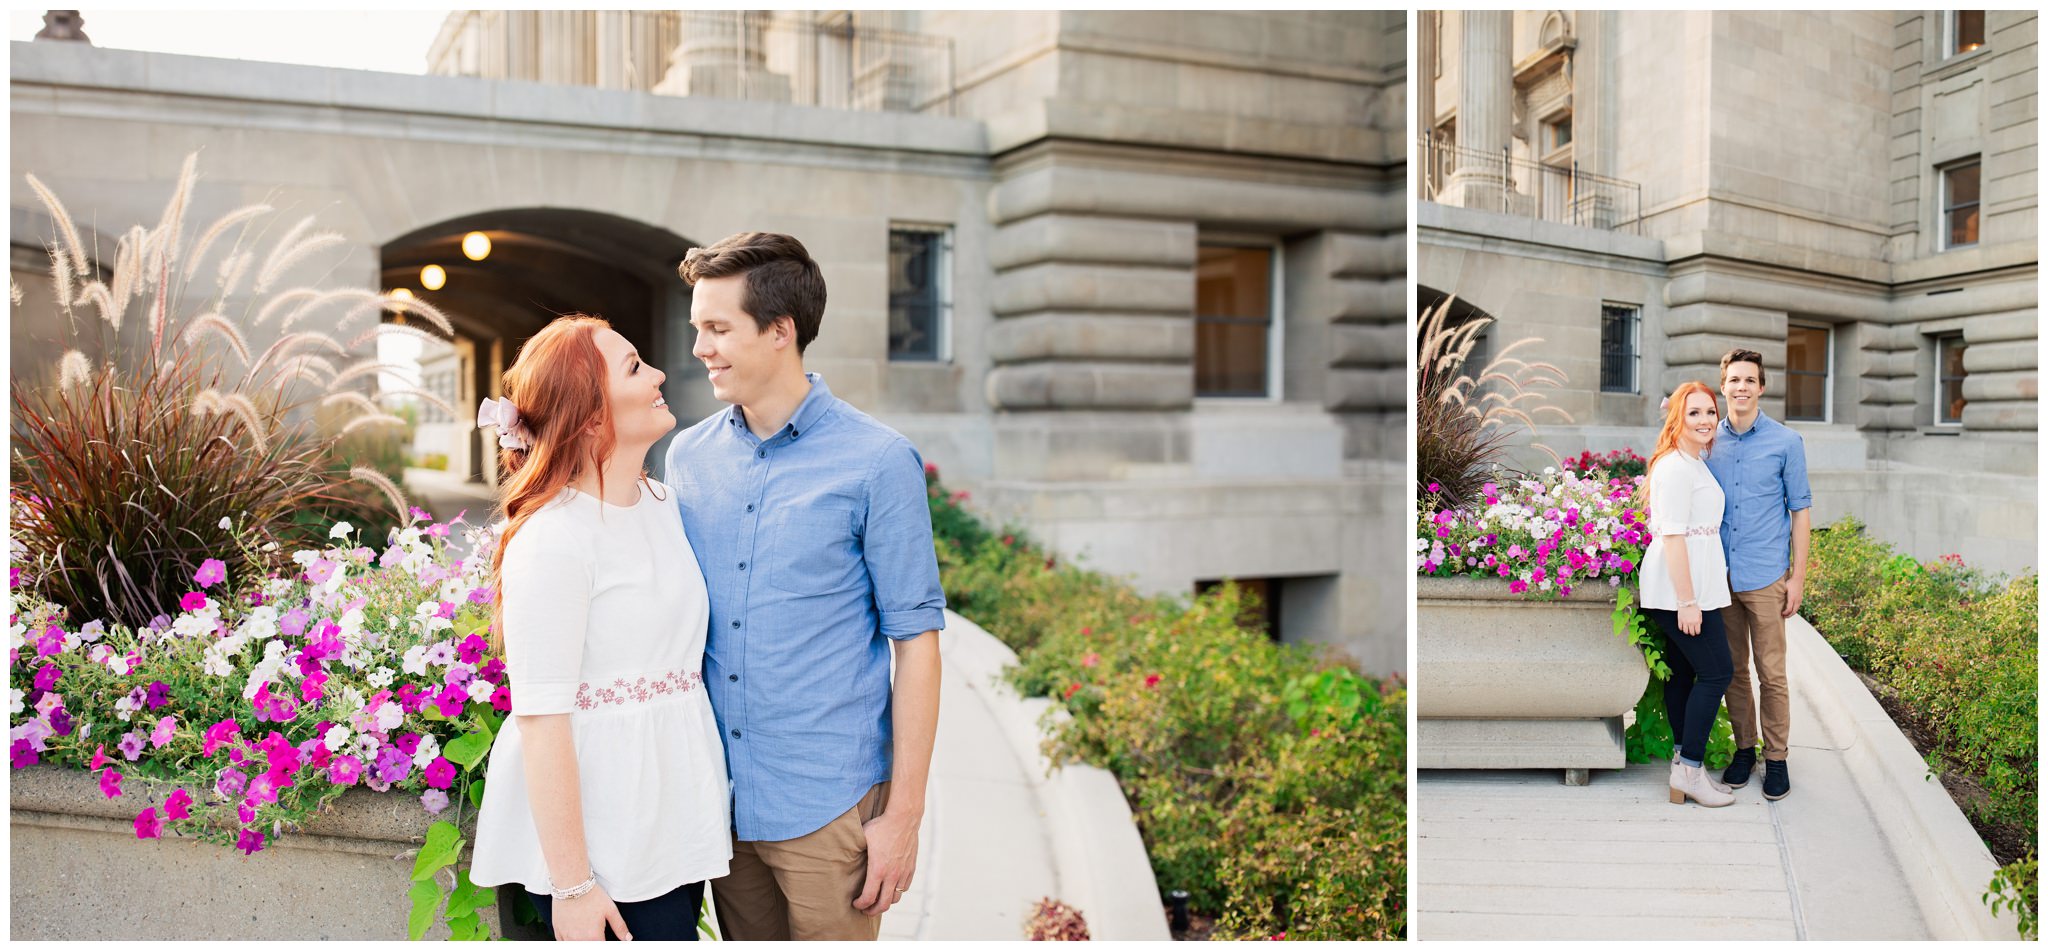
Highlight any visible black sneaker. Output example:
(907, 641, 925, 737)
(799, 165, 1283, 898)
(1763, 759, 1791, 800)
(1722, 747, 1757, 789)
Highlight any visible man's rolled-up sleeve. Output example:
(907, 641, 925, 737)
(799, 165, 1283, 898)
(862, 437, 947, 639)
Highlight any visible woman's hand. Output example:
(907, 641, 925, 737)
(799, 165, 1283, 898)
(1679, 605, 1703, 636)
(553, 883, 631, 941)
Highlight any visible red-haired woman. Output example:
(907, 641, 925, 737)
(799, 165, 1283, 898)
(1639, 380, 1736, 807)
(468, 315, 730, 939)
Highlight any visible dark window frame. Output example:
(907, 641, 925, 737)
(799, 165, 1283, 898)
(1940, 158, 1981, 251)
(886, 224, 952, 363)
(1935, 333, 1967, 425)
(1194, 241, 1281, 400)
(1785, 322, 1831, 423)
(1945, 10, 1987, 58)
(1599, 302, 1640, 395)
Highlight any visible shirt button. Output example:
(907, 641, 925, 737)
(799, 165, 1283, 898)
(738, 562, 747, 570)
(728, 674, 738, 682)
(730, 729, 741, 739)
(757, 450, 766, 459)
(746, 503, 755, 512)
(731, 620, 740, 629)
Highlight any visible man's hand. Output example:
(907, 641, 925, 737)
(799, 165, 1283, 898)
(853, 808, 921, 917)
(1782, 577, 1804, 619)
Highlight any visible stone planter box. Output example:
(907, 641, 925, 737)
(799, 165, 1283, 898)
(9, 765, 541, 939)
(1416, 575, 1649, 784)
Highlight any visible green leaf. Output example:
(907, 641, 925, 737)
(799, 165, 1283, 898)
(407, 876, 444, 941)
(446, 911, 487, 941)
(411, 821, 464, 881)
(445, 867, 499, 919)
(467, 777, 486, 808)
(444, 731, 492, 770)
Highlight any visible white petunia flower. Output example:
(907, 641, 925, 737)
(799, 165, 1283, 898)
(466, 680, 495, 704)
(412, 734, 441, 769)
(367, 666, 396, 689)
(324, 725, 353, 752)
(374, 701, 403, 731)
(402, 644, 430, 677)
(10, 687, 22, 715)
(329, 521, 354, 540)
(219, 516, 233, 530)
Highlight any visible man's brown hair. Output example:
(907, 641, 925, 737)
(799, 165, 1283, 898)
(678, 232, 827, 353)
(1720, 347, 1767, 389)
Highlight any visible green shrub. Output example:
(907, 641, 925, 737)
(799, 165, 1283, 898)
(927, 469, 1406, 940)
(1803, 517, 2036, 935)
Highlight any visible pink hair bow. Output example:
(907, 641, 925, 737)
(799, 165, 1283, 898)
(476, 397, 532, 451)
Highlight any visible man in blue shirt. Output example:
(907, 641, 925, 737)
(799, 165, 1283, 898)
(1702, 348, 1811, 801)
(665, 232, 945, 939)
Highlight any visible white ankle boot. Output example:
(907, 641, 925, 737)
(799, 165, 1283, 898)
(1669, 761, 1735, 807)
(1674, 754, 1733, 794)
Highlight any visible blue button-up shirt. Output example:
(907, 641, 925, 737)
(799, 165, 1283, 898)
(663, 374, 946, 842)
(1703, 411, 1812, 593)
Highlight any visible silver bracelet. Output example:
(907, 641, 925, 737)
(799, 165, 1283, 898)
(1677, 598, 1699, 609)
(549, 872, 597, 901)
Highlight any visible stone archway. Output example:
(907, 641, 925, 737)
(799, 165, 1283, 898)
(379, 209, 704, 486)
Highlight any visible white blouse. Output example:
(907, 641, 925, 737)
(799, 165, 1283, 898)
(470, 481, 732, 902)
(1639, 451, 1733, 612)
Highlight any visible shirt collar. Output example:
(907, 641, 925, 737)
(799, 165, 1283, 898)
(1721, 410, 1776, 439)
(723, 372, 835, 442)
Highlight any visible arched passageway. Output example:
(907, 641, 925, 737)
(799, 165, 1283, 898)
(380, 209, 704, 485)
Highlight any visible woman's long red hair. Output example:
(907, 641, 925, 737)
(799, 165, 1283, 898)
(487, 315, 628, 651)
(1641, 380, 1721, 498)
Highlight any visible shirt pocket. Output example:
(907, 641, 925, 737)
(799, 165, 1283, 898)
(768, 506, 862, 596)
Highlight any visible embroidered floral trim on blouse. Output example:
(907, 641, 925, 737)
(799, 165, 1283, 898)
(573, 670, 704, 710)
(1685, 526, 1720, 537)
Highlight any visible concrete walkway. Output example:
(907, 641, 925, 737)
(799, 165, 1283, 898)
(1418, 616, 2020, 941)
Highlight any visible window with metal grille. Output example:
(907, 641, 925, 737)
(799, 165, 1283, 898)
(1936, 334, 1967, 425)
(1599, 303, 1639, 394)
(1785, 323, 1830, 422)
(1941, 159, 1980, 250)
(1194, 244, 1276, 398)
(887, 226, 950, 361)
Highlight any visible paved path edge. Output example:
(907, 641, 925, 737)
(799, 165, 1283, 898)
(939, 609, 1171, 940)
(1788, 615, 2021, 940)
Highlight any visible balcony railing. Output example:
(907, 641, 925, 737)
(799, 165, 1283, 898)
(668, 12, 956, 116)
(1417, 137, 1643, 236)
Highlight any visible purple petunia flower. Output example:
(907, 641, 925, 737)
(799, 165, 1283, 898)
(144, 681, 171, 710)
(374, 746, 411, 785)
(48, 707, 74, 737)
(456, 634, 488, 665)
(12, 738, 40, 769)
(432, 684, 468, 718)
(118, 732, 144, 761)
(216, 767, 248, 799)
(236, 828, 265, 856)
(304, 560, 336, 585)
(421, 789, 450, 814)
(279, 609, 311, 640)
(490, 685, 512, 713)
(33, 664, 60, 692)
(194, 559, 227, 589)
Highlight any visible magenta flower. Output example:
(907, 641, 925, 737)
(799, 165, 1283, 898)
(194, 558, 227, 588)
(236, 828, 265, 856)
(421, 789, 450, 814)
(423, 756, 456, 790)
(456, 634, 489, 665)
(279, 609, 311, 639)
(165, 788, 193, 820)
(467, 585, 493, 605)
(328, 755, 364, 786)
(204, 718, 241, 756)
(304, 559, 336, 585)
(489, 686, 512, 712)
(90, 743, 109, 770)
(133, 807, 163, 839)
(300, 670, 328, 704)
(99, 769, 124, 799)
(10, 738, 38, 769)
(144, 681, 171, 710)
(33, 664, 61, 692)
(35, 627, 64, 656)
(432, 683, 467, 717)
(118, 732, 144, 761)
(237, 799, 258, 823)
(179, 591, 209, 612)
(1509, 580, 1529, 595)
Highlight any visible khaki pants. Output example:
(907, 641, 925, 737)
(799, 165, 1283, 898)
(712, 782, 891, 941)
(1721, 573, 1791, 761)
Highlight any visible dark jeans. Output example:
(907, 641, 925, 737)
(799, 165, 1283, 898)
(528, 880, 705, 941)
(1642, 606, 1733, 765)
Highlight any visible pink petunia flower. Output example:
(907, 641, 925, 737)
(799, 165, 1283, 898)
(133, 807, 163, 839)
(328, 755, 364, 786)
(179, 591, 209, 613)
(421, 789, 450, 814)
(151, 716, 178, 748)
(236, 828, 265, 856)
(90, 744, 109, 771)
(423, 756, 456, 790)
(194, 559, 227, 589)
(165, 788, 193, 820)
(1080, 652, 1100, 669)
(99, 769, 123, 799)
(118, 732, 144, 761)
(1144, 673, 1163, 689)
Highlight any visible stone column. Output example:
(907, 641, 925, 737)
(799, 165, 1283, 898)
(655, 11, 791, 102)
(1439, 10, 1513, 211)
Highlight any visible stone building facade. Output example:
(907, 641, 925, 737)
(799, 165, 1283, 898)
(1419, 10, 2038, 575)
(10, 11, 1405, 670)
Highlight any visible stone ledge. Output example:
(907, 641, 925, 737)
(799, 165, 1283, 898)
(1785, 616, 2022, 940)
(938, 609, 1171, 940)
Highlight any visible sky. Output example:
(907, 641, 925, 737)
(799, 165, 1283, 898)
(9, 10, 450, 74)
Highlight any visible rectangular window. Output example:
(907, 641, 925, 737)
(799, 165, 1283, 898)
(1941, 159, 1980, 250)
(1195, 244, 1277, 398)
(1936, 334, 1967, 425)
(1946, 11, 1986, 57)
(1599, 303, 1639, 394)
(887, 226, 950, 361)
(1544, 113, 1573, 153)
(1785, 323, 1831, 422)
